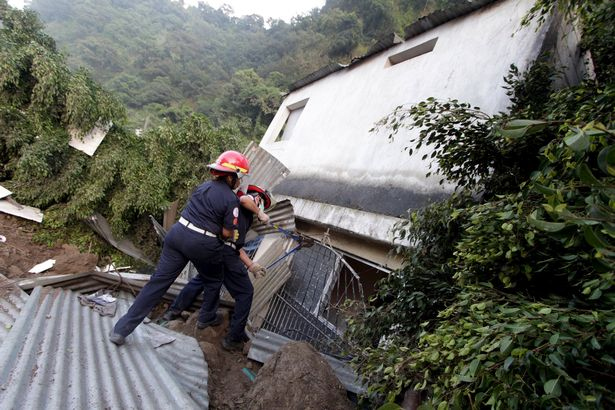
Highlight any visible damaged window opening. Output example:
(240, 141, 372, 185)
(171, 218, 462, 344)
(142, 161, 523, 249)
(274, 98, 308, 142)
(388, 37, 438, 66)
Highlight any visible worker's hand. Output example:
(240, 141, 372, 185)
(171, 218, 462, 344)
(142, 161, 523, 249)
(248, 262, 266, 278)
(257, 210, 270, 224)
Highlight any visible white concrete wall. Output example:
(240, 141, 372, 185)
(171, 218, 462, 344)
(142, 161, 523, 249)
(261, 0, 547, 191)
(260, 0, 554, 247)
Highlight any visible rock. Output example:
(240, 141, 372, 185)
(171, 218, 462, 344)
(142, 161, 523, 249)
(166, 319, 185, 332)
(199, 341, 220, 368)
(199, 326, 219, 339)
(246, 341, 352, 410)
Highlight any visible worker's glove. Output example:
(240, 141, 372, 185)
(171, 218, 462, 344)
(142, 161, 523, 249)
(248, 263, 266, 278)
(257, 210, 270, 224)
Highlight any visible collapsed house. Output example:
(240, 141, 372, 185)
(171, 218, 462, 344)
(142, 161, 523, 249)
(249, 0, 590, 374)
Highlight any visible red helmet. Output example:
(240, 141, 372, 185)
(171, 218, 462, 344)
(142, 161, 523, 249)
(208, 150, 250, 177)
(247, 184, 272, 210)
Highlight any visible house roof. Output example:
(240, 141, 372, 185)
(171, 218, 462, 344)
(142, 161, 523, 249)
(288, 0, 500, 92)
(0, 285, 209, 409)
(0, 274, 28, 346)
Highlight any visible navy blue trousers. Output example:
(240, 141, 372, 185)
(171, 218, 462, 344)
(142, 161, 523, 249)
(113, 223, 224, 337)
(170, 246, 254, 342)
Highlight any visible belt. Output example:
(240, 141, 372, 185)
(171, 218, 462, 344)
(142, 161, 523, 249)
(178, 217, 217, 237)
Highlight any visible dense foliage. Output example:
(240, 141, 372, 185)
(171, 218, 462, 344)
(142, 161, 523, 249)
(349, 1, 615, 408)
(29, 0, 464, 133)
(0, 2, 242, 261)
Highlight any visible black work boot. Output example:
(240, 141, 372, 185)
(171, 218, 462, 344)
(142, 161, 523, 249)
(109, 330, 126, 346)
(196, 312, 223, 329)
(161, 309, 181, 322)
(221, 335, 244, 352)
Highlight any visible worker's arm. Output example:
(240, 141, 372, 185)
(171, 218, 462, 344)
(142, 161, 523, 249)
(240, 248, 266, 276)
(240, 195, 269, 223)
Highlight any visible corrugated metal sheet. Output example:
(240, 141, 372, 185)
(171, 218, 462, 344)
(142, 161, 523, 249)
(243, 141, 290, 191)
(0, 274, 29, 346)
(86, 213, 154, 266)
(404, 0, 499, 39)
(289, 0, 500, 92)
(16, 271, 234, 310)
(249, 235, 297, 324)
(248, 329, 365, 394)
(250, 199, 296, 236)
(350, 32, 403, 65)
(0, 286, 209, 409)
(289, 63, 347, 92)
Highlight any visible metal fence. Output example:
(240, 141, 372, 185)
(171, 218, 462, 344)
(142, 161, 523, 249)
(259, 239, 365, 358)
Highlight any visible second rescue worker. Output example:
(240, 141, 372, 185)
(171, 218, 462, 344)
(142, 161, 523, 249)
(109, 150, 250, 345)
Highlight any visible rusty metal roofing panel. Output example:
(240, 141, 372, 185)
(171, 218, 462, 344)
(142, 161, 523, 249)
(0, 286, 208, 409)
(289, 0, 500, 92)
(0, 274, 28, 346)
(243, 141, 290, 191)
(288, 63, 347, 92)
(248, 329, 365, 394)
(404, 0, 499, 39)
(250, 199, 296, 236)
(350, 32, 403, 65)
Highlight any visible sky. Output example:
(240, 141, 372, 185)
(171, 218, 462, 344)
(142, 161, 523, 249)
(184, 0, 326, 22)
(7, 0, 327, 23)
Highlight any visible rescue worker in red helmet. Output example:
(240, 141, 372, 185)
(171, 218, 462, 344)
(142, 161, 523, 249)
(161, 184, 273, 351)
(109, 150, 251, 345)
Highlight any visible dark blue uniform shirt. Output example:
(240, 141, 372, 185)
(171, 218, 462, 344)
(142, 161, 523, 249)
(181, 179, 239, 235)
(236, 198, 255, 249)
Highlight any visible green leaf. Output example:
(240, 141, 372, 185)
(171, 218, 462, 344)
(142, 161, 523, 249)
(597, 145, 615, 176)
(532, 182, 557, 195)
(503, 356, 514, 370)
(506, 119, 546, 127)
(583, 226, 610, 248)
(589, 288, 602, 300)
(469, 358, 480, 377)
(576, 163, 601, 185)
(564, 129, 590, 152)
(549, 333, 560, 345)
(548, 352, 565, 368)
(500, 336, 513, 353)
(377, 403, 403, 410)
(437, 402, 449, 410)
(528, 213, 566, 232)
(500, 126, 530, 139)
(602, 355, 615, 365)
(543, 378, 561, 397)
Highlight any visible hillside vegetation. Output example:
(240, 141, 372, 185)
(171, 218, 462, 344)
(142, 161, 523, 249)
(30, 0, 464, 135)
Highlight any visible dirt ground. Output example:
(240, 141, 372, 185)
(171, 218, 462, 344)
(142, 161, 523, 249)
(164, 309, 262, 409)
(0, 212, 261, 409)
(0, 214, 98, 278)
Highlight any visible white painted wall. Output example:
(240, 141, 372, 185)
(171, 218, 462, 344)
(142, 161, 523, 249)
(261, 0, 547, 191)
(259, 0, 558, 247)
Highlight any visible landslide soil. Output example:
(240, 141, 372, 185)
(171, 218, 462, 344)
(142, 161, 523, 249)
(0, 214, 98, 279)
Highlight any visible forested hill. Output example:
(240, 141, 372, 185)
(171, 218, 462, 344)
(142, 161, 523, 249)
(30, 0, 464, 135)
